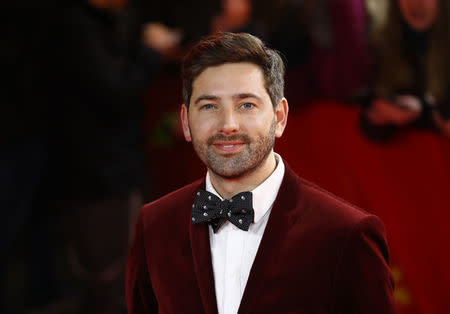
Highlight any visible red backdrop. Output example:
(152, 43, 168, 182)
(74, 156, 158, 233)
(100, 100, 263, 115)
(276, 101, 450, 314)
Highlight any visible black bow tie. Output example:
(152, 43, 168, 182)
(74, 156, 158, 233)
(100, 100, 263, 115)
(191, 190, 255, 233)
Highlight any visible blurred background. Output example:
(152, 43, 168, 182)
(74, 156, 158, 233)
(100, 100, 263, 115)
(1, 0, 449, 313)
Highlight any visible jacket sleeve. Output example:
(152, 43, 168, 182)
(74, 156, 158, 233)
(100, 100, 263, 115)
(126, 211, 158, 314)
(333, 215, 397, 314)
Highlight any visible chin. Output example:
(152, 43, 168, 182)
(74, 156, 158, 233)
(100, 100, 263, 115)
(209, 166, 249, 179)
(209, 159, 264, 179)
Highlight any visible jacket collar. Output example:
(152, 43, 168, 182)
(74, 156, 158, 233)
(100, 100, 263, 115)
(189, 179, 219, 314)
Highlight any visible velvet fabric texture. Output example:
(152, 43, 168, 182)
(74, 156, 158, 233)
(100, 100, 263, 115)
(126, 164, 396, 314)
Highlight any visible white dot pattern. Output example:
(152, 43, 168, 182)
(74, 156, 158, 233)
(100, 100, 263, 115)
(191, 190, 254, 232)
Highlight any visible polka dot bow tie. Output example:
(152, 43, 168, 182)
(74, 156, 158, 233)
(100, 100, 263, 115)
(191, 190, 255, 233)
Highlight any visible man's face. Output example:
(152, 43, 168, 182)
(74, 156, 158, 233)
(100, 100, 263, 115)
(181, 62, 287, 179)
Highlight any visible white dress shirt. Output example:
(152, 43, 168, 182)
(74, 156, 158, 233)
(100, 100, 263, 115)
(206, 153, 285, 314)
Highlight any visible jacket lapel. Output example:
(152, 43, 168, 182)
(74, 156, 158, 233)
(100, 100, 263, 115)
(189, 182, 219, 314)
(238, 166, 301, 314)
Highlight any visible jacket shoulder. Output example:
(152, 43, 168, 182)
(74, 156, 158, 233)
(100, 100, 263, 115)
(140, 178, 205, 227)
(299, 177, 371, 221)
(283, 166, 380, 229)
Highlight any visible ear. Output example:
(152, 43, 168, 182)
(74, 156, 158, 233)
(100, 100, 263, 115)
(180, 103, 192, 142)
(274, 98, 289, 138)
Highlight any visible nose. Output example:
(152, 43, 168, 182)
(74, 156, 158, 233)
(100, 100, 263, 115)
(218, 107, 239, 135)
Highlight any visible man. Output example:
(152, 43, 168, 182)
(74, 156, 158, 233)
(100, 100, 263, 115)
(126, 32, 396, 314)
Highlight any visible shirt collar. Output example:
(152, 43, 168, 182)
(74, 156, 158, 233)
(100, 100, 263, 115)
(205, 153, 285, 223)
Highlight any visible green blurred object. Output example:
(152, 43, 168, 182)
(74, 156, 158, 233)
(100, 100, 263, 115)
(151, 112, 178, 147)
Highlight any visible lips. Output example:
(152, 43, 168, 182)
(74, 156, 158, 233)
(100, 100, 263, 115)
(212, 142, 245, 153)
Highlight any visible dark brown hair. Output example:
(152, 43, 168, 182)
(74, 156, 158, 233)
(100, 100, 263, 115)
(371, 0, 450, 101)
(181, 32, 285, 107)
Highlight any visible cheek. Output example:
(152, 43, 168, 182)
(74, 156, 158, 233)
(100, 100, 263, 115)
(244, 118, 272, 138)
(248, 120, 266, 131)
(189, 118, 216, 140)
(255, 112, 276, 128)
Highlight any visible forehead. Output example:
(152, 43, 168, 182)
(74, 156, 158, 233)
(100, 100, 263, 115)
(191, 62, 268, 98)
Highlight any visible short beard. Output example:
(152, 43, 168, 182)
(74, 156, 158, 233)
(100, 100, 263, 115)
(192, 118, 276, 179)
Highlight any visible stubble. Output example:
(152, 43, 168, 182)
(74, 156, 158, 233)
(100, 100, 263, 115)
(191, 118, 276, 179)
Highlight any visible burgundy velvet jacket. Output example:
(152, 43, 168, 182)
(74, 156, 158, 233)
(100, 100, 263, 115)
(126, 165, 396, 314)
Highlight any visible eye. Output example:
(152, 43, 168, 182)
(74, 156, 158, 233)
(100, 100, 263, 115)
(200, 104, 215, 110)
(241, 103, 254, 109)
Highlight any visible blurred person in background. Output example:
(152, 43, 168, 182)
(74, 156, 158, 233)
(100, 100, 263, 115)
(361, 0, 450, 141)
(210, 0, 310, 67)
(209, 0, 313, 105)
(210, 0, 371, 105)
(52, 0, 180, 313)
(134, 0, 221, 50)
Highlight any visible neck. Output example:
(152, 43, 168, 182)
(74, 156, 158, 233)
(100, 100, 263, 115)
(209, 151, 277, 199)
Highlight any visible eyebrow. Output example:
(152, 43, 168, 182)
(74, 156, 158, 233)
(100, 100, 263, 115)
(194, 95, 219, 104)
(193, 93, 262, 104)
(233, 93, 262, 101)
